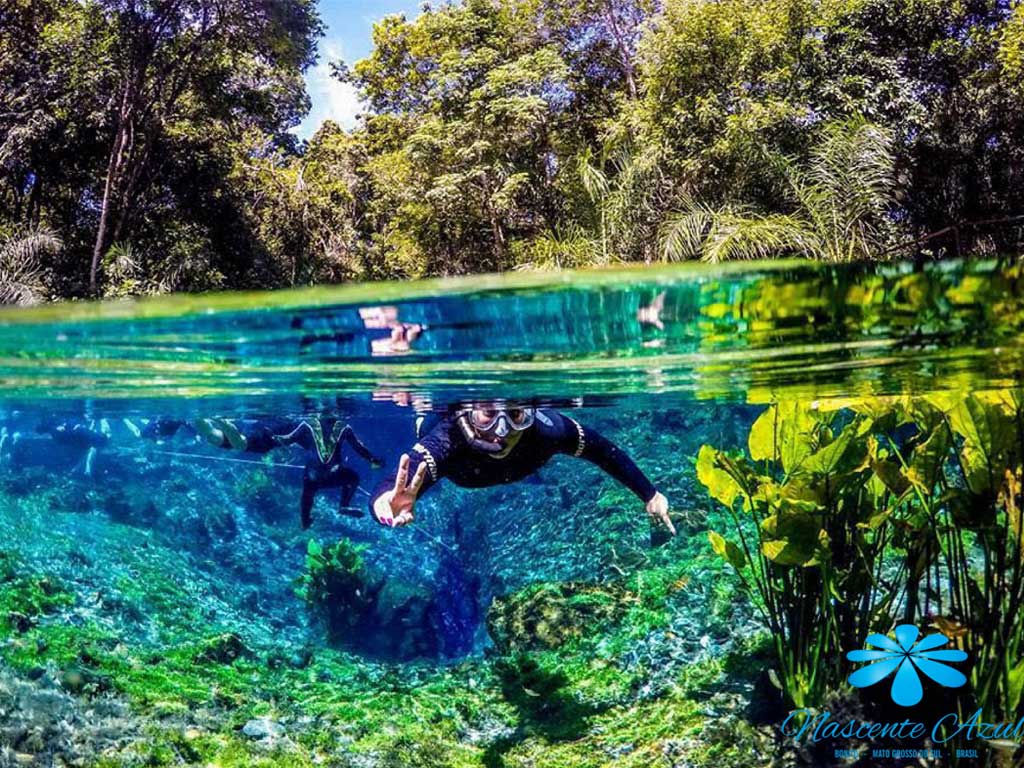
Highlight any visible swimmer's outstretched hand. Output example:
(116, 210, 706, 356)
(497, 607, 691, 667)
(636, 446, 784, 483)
(373, 453, 427, 528)
(646, 492, 676, 537)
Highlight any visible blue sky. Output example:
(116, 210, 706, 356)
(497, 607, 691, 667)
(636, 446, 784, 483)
(296, 1, 421, 140)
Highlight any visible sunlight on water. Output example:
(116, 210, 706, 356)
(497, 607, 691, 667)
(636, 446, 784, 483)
(0, 257, 1019, 405)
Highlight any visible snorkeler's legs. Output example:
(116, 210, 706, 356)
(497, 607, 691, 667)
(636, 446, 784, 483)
(195, 418, 228, 448)
(195, 418, 246, 450)
(300, 475, 316, 530)
(339, 468, 359, 512)
(300, 461, 364, 528)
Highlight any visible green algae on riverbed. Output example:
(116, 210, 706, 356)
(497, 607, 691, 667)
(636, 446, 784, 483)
(0, 480, 765, 768)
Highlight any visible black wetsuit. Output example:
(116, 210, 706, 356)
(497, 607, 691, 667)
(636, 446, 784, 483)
(34, 418, 110, 476)
(370, 409, 657, 514)
(36, 419, 110, 449)
(233, 418, 381, 529)
(140, 418, 194, 440)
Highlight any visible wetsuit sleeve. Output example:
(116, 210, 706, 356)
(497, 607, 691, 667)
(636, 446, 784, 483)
(552, 413, 658, 503)
(368, 419, 458, 512)
(340, 425, 381, 463)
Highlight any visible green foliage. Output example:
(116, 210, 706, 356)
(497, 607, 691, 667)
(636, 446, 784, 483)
(660, 118, 897, 262)
(698, 401, 896, 707)
(0, 227, 61, 304)
(699, 389, 1024, 720)
(0, 0, 322, 296)
(5, 0, 1024, 294)
(0, 564, 74, 631)
(295, 538, 373, 635)
(1002, 3, 1024, 94)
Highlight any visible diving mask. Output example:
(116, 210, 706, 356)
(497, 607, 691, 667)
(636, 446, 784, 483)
(465, 406, 536, 435)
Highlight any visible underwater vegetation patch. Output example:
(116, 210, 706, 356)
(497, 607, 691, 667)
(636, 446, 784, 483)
(700, 391, 1024, 729)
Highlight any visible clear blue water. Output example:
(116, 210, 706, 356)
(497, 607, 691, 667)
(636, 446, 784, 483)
(0, 257, 1020, 766)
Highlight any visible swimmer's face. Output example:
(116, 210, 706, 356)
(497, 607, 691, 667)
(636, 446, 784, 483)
(468, 405, 533, 457)
(482, 429, 523, 457)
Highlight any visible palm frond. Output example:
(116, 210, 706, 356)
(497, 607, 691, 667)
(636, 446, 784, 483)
(662, 117, 896, 264)
(659, 200, 716, 262)
(577, 149, 610, 204)
(512, 225, 606, 271)
(807, 118, 895, 260)
(0, 227, 60, 305)
(701, 213, 816, 262)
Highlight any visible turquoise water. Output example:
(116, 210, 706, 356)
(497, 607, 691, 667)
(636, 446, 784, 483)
(0, 257, 1022, 767)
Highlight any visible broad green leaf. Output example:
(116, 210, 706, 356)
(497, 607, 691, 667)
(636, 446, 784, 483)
(749, 402, 818, 474)
(858, 508, 893, 530)
(801, 417, 870, 477)
(307, 539, 323, 557)
(923, 392, 963, 415)
(1008, 659, 1024, 714)
(760, 503, 823, 566)
(947, 396, 1015, 493)
(696, 445, 742, 508)
(708, 530, 746, 570)
(902, 425, 950, 493)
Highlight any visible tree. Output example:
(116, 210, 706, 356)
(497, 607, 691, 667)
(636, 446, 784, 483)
(660, 118, 896, 262)
(231, 121, 367, 286)
(626, 0, 1024, 257)
(85, 0, 322, 292)
(344, 1, 575, 276)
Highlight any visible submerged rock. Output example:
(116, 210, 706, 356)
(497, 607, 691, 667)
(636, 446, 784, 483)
(487, 581, 633, 652)
(193, 632, 249, 664)
(241, 717, 286, 740)
(0, 664, 138, 765)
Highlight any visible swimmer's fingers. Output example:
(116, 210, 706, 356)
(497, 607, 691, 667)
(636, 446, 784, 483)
(393, 453, 411, 493)
(646, 492, 676, 537)
(408, 462, 428, 496)
(373, 491, 396, 527)
(394, 507, 415, 527)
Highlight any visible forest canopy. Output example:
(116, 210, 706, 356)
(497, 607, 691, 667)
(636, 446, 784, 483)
(1, 0, 1023, 301)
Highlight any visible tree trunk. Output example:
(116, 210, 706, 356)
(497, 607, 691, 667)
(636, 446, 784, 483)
(90, 81, 135, 294)
(603, 1, 638, 99)
(112, 138, 151, 245)
(479, 176, 507, 270)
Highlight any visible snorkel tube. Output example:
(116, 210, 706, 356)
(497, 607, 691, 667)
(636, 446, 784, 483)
(455, 410, 504, 453)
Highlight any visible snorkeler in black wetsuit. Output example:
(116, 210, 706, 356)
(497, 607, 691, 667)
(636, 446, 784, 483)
(35, 418, 111, 475)
(198, 417, 383, 529)
(370, 403, 676, 543)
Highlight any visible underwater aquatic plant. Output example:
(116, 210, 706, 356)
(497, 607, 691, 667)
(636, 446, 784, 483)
(698, 401, 902, 708)
(295, 538, 375, 636)
(699, 386, 1024, 721)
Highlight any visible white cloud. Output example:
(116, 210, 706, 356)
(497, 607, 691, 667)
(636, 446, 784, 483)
(295, 40, 363, 140)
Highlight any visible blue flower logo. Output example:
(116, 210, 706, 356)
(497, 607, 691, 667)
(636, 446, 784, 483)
(846, 624, 967, 706)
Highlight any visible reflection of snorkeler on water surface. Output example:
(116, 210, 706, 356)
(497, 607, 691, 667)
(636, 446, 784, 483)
(358, 305, 423, 356)
(290, 304, 426, 357)
(141, 417, 383, 529)
(371, 402, 676, 546)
